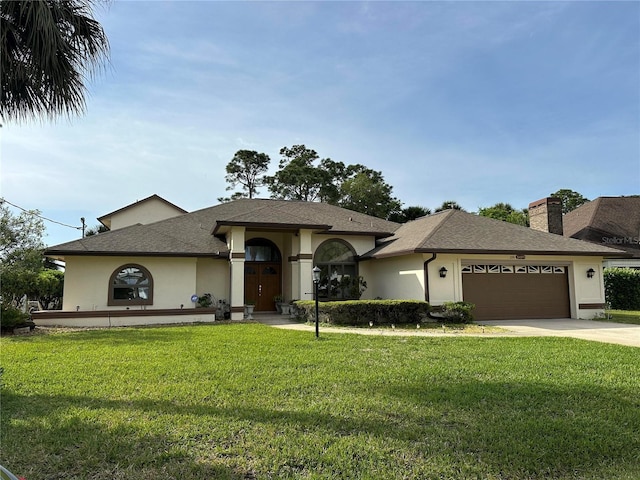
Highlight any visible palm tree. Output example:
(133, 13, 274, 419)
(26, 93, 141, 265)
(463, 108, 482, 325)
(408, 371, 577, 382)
(435, 200, 465, 212)
(1, 0, 109, 123)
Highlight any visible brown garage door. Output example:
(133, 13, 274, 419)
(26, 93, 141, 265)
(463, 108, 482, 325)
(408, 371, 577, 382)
(462, 265, 570, 320)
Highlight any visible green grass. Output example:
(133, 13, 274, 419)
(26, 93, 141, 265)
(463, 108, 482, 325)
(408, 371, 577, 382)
(1, 324, 639, 480)
(604, 310, 640, 325)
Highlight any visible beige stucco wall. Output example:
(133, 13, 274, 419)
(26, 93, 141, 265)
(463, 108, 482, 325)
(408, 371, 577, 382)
(195, 258, 230, 304)
(361, 254, 425, 300)
(109, 199, 185, 230)
(62, 256, 198, 311)
(364, 253, 608, 319)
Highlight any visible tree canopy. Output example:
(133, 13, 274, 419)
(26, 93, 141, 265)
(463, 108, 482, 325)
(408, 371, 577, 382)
(551, 189, 590, 214)
(84, 224, 109, 237)
(478, 202, 529, 226)
(1, 0, 110, 123)
(262, 145, 401, 219)
(0, 202, 63, 309)
(264, 145, 330, 202)
(223, 150, 271, 200)
(0, 201, 44, 268)
(387, 206, 432, 223)
(337, 166, 401, 219)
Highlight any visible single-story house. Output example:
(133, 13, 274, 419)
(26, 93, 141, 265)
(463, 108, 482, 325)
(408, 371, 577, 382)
(38, 195, 627, 326)
(562, 196, 640, 269)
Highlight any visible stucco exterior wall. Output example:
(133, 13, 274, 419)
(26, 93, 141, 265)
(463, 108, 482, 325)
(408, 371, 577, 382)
(365, 253, 608, 319)
(571, 258, 607, 319)
(312, 235, 376, 257)
(195, 258, 230, 304)
(362, 254, 425, 300)
(109, 199, 185, 230)
(62, 256, 198, 311)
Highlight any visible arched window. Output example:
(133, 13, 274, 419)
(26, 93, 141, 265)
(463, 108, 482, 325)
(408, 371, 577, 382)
(108, 264, 153, 306)
(314, 239, 359, 300)
(245, 238, 281, 262)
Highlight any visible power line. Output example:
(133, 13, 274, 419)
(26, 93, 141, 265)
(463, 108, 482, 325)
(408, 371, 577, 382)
(0, 198, 82, 230)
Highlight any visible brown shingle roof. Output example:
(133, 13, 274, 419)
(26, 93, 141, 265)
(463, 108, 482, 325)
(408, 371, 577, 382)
(563, 197, 640, 258)
(46, 199, 629, 260)
(46, 199, 400, 258)
(365, 209, 628, 259)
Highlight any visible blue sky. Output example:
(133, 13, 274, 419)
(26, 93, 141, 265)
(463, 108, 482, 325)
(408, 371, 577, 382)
(2, 1, 639, 247)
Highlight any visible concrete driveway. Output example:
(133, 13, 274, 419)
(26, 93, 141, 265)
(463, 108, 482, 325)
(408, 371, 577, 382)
(259, 315, 640, 347)
(482, 319, 640, 347)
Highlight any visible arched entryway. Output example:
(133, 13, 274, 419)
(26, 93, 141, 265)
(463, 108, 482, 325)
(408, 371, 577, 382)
(244, 238, 282, 311)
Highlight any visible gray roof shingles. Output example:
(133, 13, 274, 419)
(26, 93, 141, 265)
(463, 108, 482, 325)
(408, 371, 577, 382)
(46, 199, 628, 259)
(46, 199, 400, 258)
(366, 209, 628, 258)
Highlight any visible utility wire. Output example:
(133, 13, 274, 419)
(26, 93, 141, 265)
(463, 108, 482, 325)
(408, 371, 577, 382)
(0, 198, 82, 230)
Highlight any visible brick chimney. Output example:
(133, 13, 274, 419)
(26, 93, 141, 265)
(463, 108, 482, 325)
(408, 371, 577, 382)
(528, 197, 563, 235)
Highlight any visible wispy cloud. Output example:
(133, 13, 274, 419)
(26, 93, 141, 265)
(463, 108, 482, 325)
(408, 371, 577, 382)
(4, 1, 638, 246)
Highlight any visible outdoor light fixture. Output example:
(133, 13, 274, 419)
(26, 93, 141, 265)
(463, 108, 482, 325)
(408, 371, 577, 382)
(587, 268, 595, 279)
(312, 266, 321, 338)
(439, 267, 448, 278)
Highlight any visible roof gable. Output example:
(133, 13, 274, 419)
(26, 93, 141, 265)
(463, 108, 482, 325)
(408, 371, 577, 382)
(98, 194, 188, 230)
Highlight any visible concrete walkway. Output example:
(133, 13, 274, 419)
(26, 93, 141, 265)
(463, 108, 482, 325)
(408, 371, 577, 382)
(255, 315, 640, 347)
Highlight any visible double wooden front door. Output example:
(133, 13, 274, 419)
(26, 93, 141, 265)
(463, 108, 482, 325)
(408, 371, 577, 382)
(245, 262, 281, 311)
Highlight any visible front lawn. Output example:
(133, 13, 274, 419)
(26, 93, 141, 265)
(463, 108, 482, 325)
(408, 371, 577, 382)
(604, 309, 640, 325)
(1, 324, 639, 479)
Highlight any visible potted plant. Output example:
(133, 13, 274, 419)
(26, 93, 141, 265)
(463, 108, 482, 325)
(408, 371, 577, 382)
(244, 300, 255, 319)
(196, 293, 213, 308)
(280, 302, 291, 315)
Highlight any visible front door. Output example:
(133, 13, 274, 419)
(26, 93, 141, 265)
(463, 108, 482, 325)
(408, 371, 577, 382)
(245, 262, 281, 311)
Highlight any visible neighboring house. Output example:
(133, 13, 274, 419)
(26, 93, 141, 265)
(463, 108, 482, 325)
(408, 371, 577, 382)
(561, 196, 640, 269)
(38, 196, 626, 326)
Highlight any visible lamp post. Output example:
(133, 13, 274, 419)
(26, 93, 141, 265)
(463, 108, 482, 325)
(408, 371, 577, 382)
(312, 266, 321, 338)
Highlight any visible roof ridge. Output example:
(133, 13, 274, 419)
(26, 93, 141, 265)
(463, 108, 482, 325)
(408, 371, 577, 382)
(417, 209, 456, 245)
(584, 197, 601, 228)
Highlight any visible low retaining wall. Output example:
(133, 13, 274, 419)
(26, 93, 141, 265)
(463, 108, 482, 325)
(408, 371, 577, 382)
(32, 308, 217, 328)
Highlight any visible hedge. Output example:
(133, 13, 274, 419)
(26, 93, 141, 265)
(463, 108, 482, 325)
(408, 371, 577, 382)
(293, 300, 430, 326)
(604, 268, 640, 310)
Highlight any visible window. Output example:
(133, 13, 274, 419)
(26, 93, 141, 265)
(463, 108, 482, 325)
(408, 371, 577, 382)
(314, 240, 359, 300)
(108, 264, 153, 306)
(245, 238, 281, 262)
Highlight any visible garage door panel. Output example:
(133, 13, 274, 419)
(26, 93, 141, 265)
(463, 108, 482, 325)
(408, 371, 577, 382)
(462, 269, 570, 320)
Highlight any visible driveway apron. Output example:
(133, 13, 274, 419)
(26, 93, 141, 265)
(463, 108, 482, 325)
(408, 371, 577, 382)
(482, 319, 640, 347)
(257, 315, 640, 347)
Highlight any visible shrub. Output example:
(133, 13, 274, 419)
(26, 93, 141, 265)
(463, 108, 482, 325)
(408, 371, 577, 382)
(0, 303, 31, 330)
(293, 300, 430, 326)
(196, 293, 213, 308)
(604, 268, 640, 310)
(440, 301, 475, 324)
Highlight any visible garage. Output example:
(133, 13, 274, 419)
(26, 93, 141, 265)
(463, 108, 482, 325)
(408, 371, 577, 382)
(462, 264, 571, 320)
